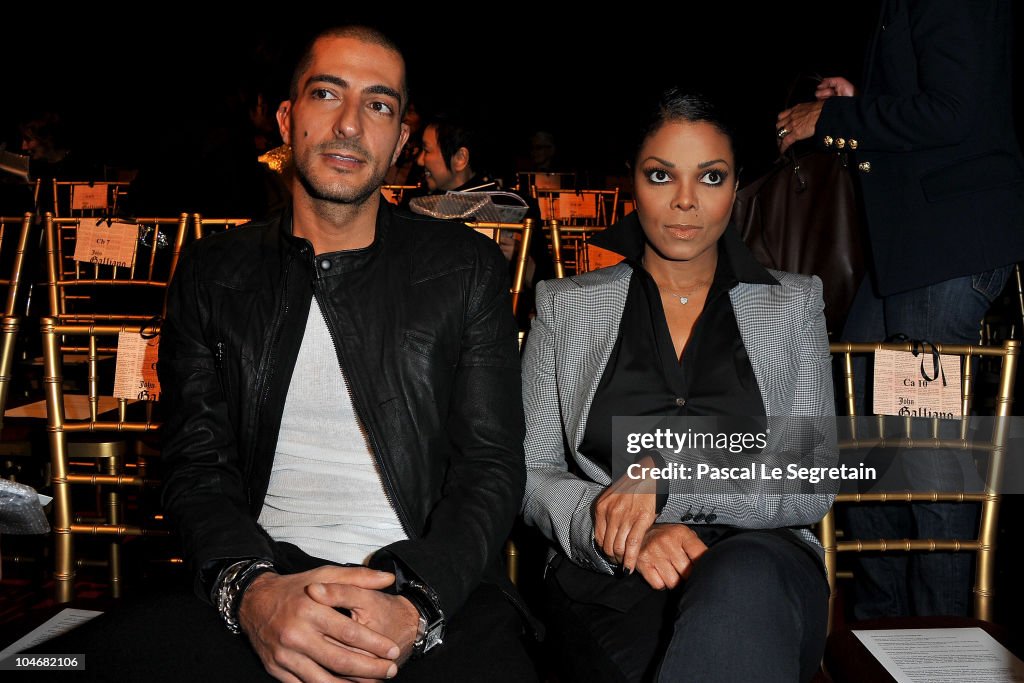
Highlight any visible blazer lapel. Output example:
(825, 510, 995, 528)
(557, 267, 631, 483)
(730, 281, 800, 419)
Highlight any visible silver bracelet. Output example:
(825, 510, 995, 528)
(214, 559, 277, 634)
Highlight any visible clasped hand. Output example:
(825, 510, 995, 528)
(776, 75, 857, 153)
(594, 459, 708, 590)
(239, 566, 421, 683)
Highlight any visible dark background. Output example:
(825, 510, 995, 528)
(3, 0, 1024, 640)
(1, 3, 891, 214)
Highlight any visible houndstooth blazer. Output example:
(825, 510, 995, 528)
(520, 260, 837, 574)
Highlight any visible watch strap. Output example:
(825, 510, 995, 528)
(400, 580, 445, 657)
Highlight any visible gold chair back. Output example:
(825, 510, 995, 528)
(819, 340, 1019, 628)
(44, 213, 189, 323)
(51, 180, 131, 218)
(553, 224, 613, 275)
(533, 187, 619, 228)
(0, 214, 37, 430)
(466, 219, 535, 320)
(42, 318, 167, 602)
(191, 214, 251, 241)
(0, 213, 35, 317)
(380, 185, 419, 206)
(516, 171, 576, 193)
(546, 219, 566, 280)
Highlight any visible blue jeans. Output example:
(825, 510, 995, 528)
(840, 265, 1012, 617)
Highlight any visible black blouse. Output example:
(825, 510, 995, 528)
(579, 215, 777, 478)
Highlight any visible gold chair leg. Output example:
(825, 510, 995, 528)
(505, 539, 519, 586)
(105, 454, 122, 599)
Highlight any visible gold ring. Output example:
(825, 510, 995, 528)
(777, 127, 790, 140)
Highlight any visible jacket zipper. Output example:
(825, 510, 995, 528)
(312, 267, 415, 540)
(244, 262, 290, 494)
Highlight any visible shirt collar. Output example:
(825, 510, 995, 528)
(589, 210, 779, 286)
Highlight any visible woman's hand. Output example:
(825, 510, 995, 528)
(815, 76, 856, 99)
(635, 523, 708, 590)
(593, 457, 658, 571)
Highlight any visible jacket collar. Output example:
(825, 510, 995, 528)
(279, 199, 393, 276)
(589, 210, 778, 286)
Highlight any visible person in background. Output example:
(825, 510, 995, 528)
(776, 0, 1024, 619)
(385, 101, 425, 187)
(414, 112, 556, 326)
(527, 130, 558, 172)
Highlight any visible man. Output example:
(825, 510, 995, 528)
(35, 26, 534, 682)
(775, 0, 1024, 618)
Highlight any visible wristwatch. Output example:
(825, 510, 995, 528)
(400, 580, 446, 657)
(213, 559, 277, 634)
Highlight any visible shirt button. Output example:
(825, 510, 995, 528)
(319, 259, 332, 271)
(675, 397, 686, 407)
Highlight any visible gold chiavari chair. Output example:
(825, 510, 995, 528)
(466, 219, 535, 322)
(533, 187, 619, 229)
(191, 214, 251, 241)
(516, 171, 575, 193)
(44, 213, 189, 323)
(0, 213, 34, 318)
(40, 214, 185, 599)
(380, 184, 419, 206)
(553, 224, 615, 276)
(818, 340, 1018, 677)
(51, 180, 131, 218)
(0, 214, 35, 428)
(531, 189, 619, 276)
(42, 319, 168, 602)
(546, 219, 566, 280)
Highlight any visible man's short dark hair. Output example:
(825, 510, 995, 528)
(288, 25, 409, 116)
(428, 112, 488, 174)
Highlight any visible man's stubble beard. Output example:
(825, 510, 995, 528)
(293, 149, 389, 208)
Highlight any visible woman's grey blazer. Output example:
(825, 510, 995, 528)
(520, 262, 837, 573)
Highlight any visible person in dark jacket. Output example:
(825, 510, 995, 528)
(776, 0, 1024, 619)
(35, 25, 535, 683)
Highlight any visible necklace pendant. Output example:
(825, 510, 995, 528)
(680, 296, 689, 304)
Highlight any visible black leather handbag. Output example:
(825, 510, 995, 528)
(732, 144, 866, 337)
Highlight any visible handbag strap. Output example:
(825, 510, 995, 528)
(780, 72, 853, 192)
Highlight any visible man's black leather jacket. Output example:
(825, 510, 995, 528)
(158, 201, 525, 619)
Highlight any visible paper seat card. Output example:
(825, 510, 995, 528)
(557, 192, 598, 220)
(72, 221, 139, 269)
(113, 332, 160, 402)
(872, 349, 962, 418)
(71, 183, 108, 210)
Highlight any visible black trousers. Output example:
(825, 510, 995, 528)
(27, 581, 537, 682)
(542, 529, 829, 683)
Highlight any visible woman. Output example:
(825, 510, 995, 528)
(520, 89, 835, 682)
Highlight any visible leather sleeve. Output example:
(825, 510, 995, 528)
(371, 240, 526, 618)
(159, 242, 275, 602)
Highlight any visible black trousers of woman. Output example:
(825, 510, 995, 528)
(541, 528, 829, 683)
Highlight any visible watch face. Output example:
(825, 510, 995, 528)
(425, 627, 444, 651)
